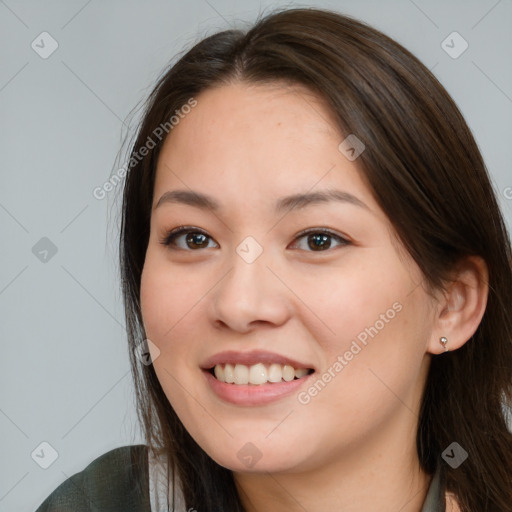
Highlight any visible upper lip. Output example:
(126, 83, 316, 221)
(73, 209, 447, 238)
(201, 350, 315, 371)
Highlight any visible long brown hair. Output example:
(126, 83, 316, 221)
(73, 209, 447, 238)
(118, 7, 512, 511)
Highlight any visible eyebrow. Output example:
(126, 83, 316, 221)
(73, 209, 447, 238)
(153, 188, 369, 213)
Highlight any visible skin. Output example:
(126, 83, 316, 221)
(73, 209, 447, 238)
(140, 82, 487, 511)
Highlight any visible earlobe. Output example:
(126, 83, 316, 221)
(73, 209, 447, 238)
(427, 256, 489, 355)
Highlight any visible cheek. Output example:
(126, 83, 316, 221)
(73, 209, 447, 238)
(140, 254, 202, 413)
(140, 251, 199, 342)
(293, 249, 415, 354)
(140, 250, 211, 387)
(300, 250, 430, 408)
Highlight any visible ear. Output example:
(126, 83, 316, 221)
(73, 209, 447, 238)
(427, 256, 489, 355)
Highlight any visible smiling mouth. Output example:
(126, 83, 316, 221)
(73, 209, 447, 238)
(209, 363, 315, 385)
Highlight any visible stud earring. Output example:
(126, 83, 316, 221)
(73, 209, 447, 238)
(440, 336, 448, 352)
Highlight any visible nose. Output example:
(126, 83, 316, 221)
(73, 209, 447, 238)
(209, 247, 292, 333)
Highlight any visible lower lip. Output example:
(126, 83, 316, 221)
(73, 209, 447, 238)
(202, 369, 314, 406)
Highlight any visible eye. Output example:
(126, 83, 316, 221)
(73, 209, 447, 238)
(159, 226, 218, 251)
(159, 226, 350, 252)
(290, 228, 350, 252)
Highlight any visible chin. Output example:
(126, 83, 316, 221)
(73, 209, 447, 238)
(197, 437, 308, 475)
(214, 454, 298, 474)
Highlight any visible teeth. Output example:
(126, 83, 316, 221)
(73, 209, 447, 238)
(282, 365, 295, 381)
(233, 364, 249, 385)
(224, 363, 235, 383)
(212, 363, 312, 385)
(268, 363, 282, 383)
(248, 363, 267, 385)
(214, 364, 224, 381)
(295, 368, 309, 378)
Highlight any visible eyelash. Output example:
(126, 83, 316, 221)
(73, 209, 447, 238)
(158, 226, 350, 252)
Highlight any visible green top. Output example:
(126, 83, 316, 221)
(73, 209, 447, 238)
(35, 445, 151, 512)
(35, 445, 445, 511)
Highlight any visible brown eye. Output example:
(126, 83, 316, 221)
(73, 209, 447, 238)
(307, 233, 331, 250)
(183, 232, 210, 249)
(160, 227, 218, 250)
(291, 229, 350, 252)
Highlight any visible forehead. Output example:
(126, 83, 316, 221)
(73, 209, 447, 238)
(153, 81, 371, 209)
(160, 81, 339, 155)
(185, 80, 339, 131)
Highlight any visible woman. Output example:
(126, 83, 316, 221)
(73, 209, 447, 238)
(36, 6, 512, 512)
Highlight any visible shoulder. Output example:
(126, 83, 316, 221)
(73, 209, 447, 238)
(34, 444, 150, 512)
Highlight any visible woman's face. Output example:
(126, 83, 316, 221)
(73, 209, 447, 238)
(140, 82, 437, 474)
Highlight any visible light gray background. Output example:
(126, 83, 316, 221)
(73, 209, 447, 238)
(0, 1, 511, 511)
